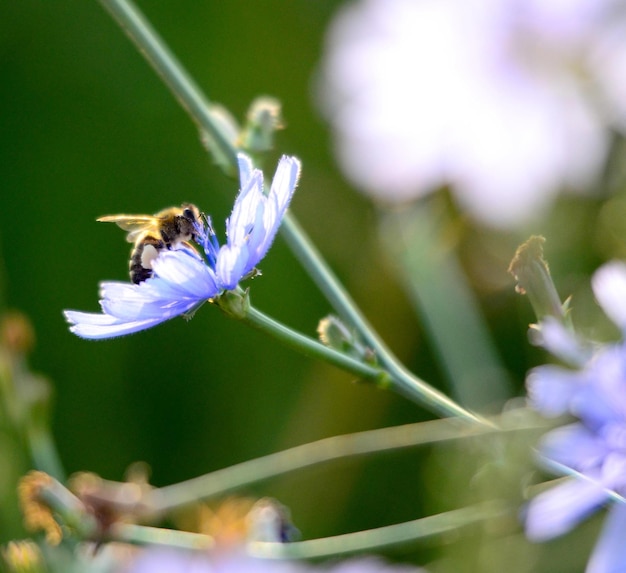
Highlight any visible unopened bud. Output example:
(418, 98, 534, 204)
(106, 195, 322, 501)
(508, 236, 565, 322)
(239, 97, 283, 154)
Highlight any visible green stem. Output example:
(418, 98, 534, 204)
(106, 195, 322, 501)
(108, 523, 212, 550)
(243, 304, 389, 386)
(38, 413, 541, 544)
(250, 500, 507, 560)
(242, 302, 487, 424)
(147, 412, 535, 514)
(98, 0, 485, 425)
(38, 478, 212, 548)
(281, 216, 490, 423)
(43, 472, 505, 557)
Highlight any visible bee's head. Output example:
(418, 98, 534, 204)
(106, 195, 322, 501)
(181, 203, 201, 224)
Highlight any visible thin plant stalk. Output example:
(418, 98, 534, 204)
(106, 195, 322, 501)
(250, 500, 507, 560)
(146, 411, 538, 514)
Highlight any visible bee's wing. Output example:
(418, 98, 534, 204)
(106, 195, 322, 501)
(97, 215, 158, 243)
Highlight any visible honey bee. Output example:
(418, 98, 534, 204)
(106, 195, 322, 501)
(98, 203, 202, 284)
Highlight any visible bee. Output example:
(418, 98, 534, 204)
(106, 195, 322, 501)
(98, 203, 202, 284)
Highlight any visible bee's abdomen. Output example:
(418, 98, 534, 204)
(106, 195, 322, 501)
(130, 236, 163, 284)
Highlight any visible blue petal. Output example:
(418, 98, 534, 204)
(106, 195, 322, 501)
(64, 310, 164, 339)
(526, 364, 582, 417)
(525, 477, 609, 541)
(249, 155, 301, 268)
(573, 345, 626, 430)
(216, 244, 250, 291)
(269, 155, 301, 212)
(100, 292, 195, 321)
(530, 318, 590, 368)
(539, 424, 609, 472)
(586, 503, 626, 573)
(226, 169, 264, 242)
(64, 250, 219, 339)
(152, 251, 220, 299)
(237, 152, 254, 191)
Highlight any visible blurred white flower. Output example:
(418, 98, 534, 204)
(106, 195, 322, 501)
(318, 0, 626, 227)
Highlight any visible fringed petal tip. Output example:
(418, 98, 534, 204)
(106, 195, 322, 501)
(64, 310, 164, 340)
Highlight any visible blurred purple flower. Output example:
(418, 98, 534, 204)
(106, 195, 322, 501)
(126, 549, 423, 573)
(64, 154, 301, 339)
(525, 261, 626, 571)
(317, 0, 626, 228)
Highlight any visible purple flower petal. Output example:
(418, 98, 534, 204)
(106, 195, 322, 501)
(526, 364, 583, 417)
(217, 154, 301, 285)
(216, 244, 251, 291)
(254, 155, 301, 265)
(64, 250, 219, 340)
(586, 503, 626, 573)
(525, 477, 609, 541)
(539, 424, 609, 472)
(529, 317, 590, 367)
(64, 310, 164, 339)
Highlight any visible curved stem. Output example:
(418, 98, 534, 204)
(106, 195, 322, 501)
(36, 413, 541, 545)
(108, 523, 212, 550)
(242, 304, 389, 387)
(147, 412, 537, 514)
(250, 500, 507, 560)
(280, 216, 489, 424)
(42, 473, 505, 557)
(243, 304, 487, 424)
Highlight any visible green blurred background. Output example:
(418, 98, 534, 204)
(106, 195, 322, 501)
(2, 0, 624, 566)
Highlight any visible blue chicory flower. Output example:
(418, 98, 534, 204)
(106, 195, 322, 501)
(525, 261, 626, 572)
(64, 153, 301, 339)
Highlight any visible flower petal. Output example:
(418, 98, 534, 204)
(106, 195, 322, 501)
(64, 310, 164, 339)
(586, 503, 626, 573)
(216, 154, 301, 289)
(226, 170, 265, 245)
(152, 251, 220, 299)
(216, 244, 250, 291)
(526, 364, 582, 417)
(539, 424, 609, 472)
(251, 155, 301, 266)
(65, 250, 219, 339)
(237, 152, 254, 191)
(530, 317, 590, 368)
(525, 477, 609, 541)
